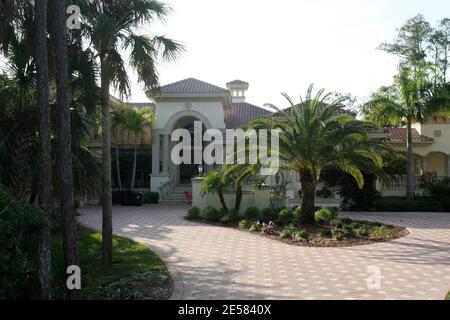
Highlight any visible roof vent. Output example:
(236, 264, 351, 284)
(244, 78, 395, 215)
(226, 80, 249, 103)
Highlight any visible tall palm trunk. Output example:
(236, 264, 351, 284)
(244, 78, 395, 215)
(115, 144, 122, 190)
(406, 118, 415, 200)
(53, 0, 81, 300)
(100, 58, 113, 266)
(130, 143, 138, 189)
(35, 0, 52, 300)
(300, 170, 316, 225)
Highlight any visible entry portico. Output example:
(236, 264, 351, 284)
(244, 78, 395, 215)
(149, 78, 271, 193)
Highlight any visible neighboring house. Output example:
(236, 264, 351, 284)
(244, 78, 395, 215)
(89, 78, 450, 205)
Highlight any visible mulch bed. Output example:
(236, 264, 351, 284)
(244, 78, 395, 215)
(187, 218, 409, 248)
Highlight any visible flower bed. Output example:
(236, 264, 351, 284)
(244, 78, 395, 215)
(186, 206, 408, 248)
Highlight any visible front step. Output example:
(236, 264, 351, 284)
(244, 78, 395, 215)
(161, 185, 192, 204)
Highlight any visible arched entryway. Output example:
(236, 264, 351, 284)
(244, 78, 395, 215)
(172, 116, 207, 186)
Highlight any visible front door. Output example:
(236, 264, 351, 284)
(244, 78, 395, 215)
(180, 164, 199, 185)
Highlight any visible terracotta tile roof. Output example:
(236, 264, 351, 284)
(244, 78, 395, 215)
(384, 127, 434, 142)
(111, 127, 152, 146)
(273, 102, 356, 117)
(157, 78, 229, 95)
(225, 102, 273, 129)
(130, 102, 155, 110)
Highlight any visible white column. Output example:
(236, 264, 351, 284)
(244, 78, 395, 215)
(152, 134, 160, 175)
(162, 134, 169, 175)
(421, 156, 427, 175)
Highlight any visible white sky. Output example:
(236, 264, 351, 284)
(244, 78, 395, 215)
(122, 0, 449, 108)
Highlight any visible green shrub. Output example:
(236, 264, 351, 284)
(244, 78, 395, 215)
(244, 207, 261, 221)
(294, 207, 302, 220)
(228, 209, 240, 222)
(342, 226, 355, 238)
(315, 208, 337, 225)
(249, 221, 263, 232)
(320, 229, 333, 238)
(355, 226, 369, 237)
(143, 192, 159, 204)
(280, 224, 298, 239)
(243, 207, 261, 221)
(369, 226, 396, 240)
(186, 207, 201, 220)
(277, 208, 295, 226)
(341, 218, 353, 225)
(0, 185, 44, 299)
(260, 207, 278, 222)
(330, 219, 344, 230)
(376, 197, 444, 212)
(239, 219, 252, 230)
(426, 177, 450, 211)
(202, 206, 223, 222)
(332, 230, 344, 241)
(220, 209, 239, 225)
(293, 229, 309, 242)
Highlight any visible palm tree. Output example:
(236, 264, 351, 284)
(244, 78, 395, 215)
(123, 107, 155, 189)
(52, 0, 81, 299)
(75, 0, 184, 265)
(363, 67, 450, 200)
(201, 169, 229, 212)
(251, 86, 389, 225)
(111, 106, 127, 190)
(35, 0, 52, 300)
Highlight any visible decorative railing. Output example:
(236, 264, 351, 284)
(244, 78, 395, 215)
(379, 175, 447, 191)
(159, 175, 174, 198)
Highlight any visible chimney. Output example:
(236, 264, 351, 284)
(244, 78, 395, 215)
(226, 80, 249, 103)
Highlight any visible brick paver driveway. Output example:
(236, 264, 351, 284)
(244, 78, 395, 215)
(78, 206, 450, 300)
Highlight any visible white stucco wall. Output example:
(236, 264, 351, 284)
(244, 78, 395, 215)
(153, 98, 227, 131)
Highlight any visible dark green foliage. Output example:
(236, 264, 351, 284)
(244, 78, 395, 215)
(376, 197, 444, 212)
(315, 208, 338, 225)
(277, 208, 295, 226)
(243, 207, 260, 221)
(316, 186, 332, 198)
(321, 170, 381, 211)
(293, 229, 309, 242)
(249, 221, 263, 232)
(341, 218, 353, 225)
(0, 185, 44, 299)
(51, 228, 171, 300)
(320, 229, 333, 238)
(186, 207, 201, 220)
(280, 224, 298, 239)
(425, 177, 450, 211)
(143, 192, 159, 204)
(260, 207, 278, 222)
(239, 219, 252, 230)
(202, 206, 223, 222)
(220, 209, 240, 225)
(330, 219, 344, 230)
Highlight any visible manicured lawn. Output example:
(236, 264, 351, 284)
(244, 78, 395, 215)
(52, 227, 172, 300)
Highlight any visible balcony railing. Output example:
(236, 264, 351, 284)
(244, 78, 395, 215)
(379, 175, 447, 191)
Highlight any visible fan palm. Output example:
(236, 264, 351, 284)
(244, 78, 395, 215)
(363, 67, 450, 200)
(250, 86, 389, 225)
(122, 106, 155, 189)
(75, 0, 184, 265)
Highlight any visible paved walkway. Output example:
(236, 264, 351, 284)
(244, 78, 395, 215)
(78, 206, 450, 300)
